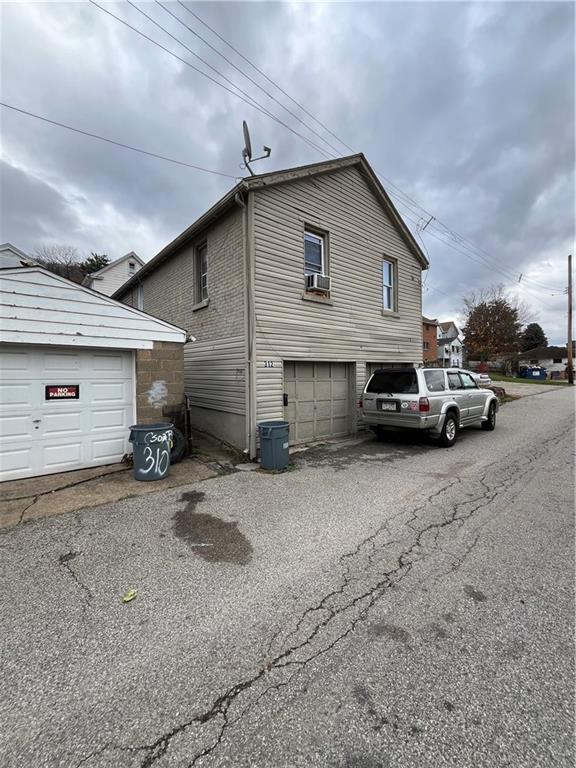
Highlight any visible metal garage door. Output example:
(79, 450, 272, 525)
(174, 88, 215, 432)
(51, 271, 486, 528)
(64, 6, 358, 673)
(0, 345, 134, 481)
(284, 361, 351, 445)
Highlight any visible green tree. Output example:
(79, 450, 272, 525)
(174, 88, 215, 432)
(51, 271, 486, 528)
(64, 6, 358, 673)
(462, 285, 524, 361)
(81, 253, 109, 274)
(520, 322, 548, 351)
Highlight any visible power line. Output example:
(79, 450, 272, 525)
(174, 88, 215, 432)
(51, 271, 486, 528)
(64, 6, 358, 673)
(156, 0, 343, 158)
(177, 1, 354, 155)
(0, 101, 237, 178)
(89, 0, 333, 160)
(175, 7, 564, 294)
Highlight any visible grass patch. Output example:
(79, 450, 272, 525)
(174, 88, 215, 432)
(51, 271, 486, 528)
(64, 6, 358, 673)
(490, 374, 568, 386)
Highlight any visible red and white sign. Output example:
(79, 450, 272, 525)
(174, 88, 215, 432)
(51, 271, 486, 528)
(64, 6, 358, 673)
(45, 385, 80, 400)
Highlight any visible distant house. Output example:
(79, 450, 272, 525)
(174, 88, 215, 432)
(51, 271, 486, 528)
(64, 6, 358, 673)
(518, 346, 569, 374)
(437, 321, 462, 367)
(0, 243, 37, 269)
(422, 316, 438, 363)
(83, 251, 144, 297)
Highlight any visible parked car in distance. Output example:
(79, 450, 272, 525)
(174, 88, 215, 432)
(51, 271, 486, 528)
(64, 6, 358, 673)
(465, 369, 492, 387)
(359, 367, 499, 447)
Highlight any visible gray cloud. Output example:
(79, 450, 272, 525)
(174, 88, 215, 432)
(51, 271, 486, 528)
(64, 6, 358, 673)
(1, 1, 573, 342)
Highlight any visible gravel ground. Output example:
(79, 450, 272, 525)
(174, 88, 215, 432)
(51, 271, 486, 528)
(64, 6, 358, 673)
(0, 387, 573, 768)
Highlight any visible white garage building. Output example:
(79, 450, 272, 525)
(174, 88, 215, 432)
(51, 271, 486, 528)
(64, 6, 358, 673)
(0, 266, 186, 482)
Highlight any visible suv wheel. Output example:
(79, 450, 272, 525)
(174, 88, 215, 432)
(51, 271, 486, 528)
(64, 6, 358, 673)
(439, 412, 458, 447)
(481, 402, 497, 431)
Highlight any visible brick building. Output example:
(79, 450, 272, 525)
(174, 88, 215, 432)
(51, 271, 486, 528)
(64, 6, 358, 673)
(422, 316, 438, 363)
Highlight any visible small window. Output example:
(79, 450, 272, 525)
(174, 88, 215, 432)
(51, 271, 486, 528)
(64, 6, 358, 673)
(424, 370, 446, 392)
(304, 230, 324, 275)
(460, 372, 478, 390)
(195, 242, 208, 303)
(553, 358, 562, 364)
(447, 372, 462, 391)
(382, 259, 395, 311)
(129, 261, 136, 272)
(423, 341, 429, 351)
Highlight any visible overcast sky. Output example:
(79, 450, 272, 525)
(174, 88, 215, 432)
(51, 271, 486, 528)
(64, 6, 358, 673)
(1, 1, 573, 343)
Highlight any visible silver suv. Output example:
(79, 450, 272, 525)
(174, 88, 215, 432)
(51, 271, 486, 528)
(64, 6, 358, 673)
(359, 367, 499, 447)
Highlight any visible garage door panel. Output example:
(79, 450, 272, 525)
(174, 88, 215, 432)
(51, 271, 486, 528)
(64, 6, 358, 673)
(298, 362, 314, 378)
(92, 408, 129, 430)
(0, 383, 31, 406)
(315, 401, 331, 419)
(0, 446, 32, 473)
(315, 381, 331, 400)
(91, 437, 126, 461)
(43, 352, 81, 372)
(0, 414, 32, 439)
(315, 363, 331, 380)
(92, 354, 127, 373)
(332, 381, 349, 399)
(331, 362, 348, 379)
(295, 381, 314, 401)
(42, 442, 83, 468)
(0, 345, 134, 481)
(91, 382, 130, 403)
(333, 400, 348, 418)
(297, 401, 315, 420)
(332, 417, 348, 435)
(42, 411, 82, 435)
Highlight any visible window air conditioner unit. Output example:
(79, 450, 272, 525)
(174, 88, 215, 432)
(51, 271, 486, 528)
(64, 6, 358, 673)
(306, 273, 331, 293)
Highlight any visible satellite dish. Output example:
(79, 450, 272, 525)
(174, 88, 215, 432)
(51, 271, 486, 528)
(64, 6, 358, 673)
(242, 121, 252, 162)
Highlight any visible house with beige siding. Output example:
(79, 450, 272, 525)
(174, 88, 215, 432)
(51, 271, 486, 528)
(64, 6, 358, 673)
(83, 251, 144, 296)
(114, 154, 428, 457)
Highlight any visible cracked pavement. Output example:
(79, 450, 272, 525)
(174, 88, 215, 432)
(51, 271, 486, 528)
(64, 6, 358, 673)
(0, 387, 574, 768)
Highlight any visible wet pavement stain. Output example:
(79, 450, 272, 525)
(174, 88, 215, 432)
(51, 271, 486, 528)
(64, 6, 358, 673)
(463, 584, 488, 603)
(368, 622, 412, 645)
(173, 491, 253, 565)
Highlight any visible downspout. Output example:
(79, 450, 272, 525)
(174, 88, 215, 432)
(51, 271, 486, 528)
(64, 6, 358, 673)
(246, 191, 257, 459)
(237, 190, 257, 460)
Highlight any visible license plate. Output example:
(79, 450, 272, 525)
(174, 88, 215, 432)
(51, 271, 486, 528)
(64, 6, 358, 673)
(378, 401, 397, 412)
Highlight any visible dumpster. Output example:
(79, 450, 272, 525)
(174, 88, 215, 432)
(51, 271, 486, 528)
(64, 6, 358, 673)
(129, 422, 173, 481)
(518, 365, 547, 380)
(258, 420, 290, 471)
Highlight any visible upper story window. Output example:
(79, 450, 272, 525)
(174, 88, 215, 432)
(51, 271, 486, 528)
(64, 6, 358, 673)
(195, 242, 208, 303)
(423, 341, 429, 351)
(382, 259, 396, 311)
(304, 230, 325, 275)
(128, 261, 136, 273)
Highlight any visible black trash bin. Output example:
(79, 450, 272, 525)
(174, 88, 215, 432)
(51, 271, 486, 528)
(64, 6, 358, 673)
(129, 423, 174, 481)
(258, 420, 290, 471)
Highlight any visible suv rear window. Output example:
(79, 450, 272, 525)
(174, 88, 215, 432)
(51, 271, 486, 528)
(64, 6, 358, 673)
(424, 370, 446, 392)
(366, 370, 418, 394)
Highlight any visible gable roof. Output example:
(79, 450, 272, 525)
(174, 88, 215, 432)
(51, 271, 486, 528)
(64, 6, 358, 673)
(422, 316, 438, 325)
(518, 346, 567, 359)
(0, 243, 38, 269)
(1, 266, 186, 349)
(83, 251, 144, 284)
(113, 154, 428, 299)
(439, 320, 459, 333)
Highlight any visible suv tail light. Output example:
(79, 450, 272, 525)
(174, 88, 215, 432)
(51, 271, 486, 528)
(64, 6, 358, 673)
(419, 397, 430, 413)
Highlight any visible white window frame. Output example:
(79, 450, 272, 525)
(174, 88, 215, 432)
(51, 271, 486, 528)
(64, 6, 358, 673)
(304, 230, 325, 276)
(382, 258, 396, 312)
(194, 242, 208, 304)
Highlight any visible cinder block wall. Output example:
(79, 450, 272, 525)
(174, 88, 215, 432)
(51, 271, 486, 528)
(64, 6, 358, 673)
(135, 341, 185, 425)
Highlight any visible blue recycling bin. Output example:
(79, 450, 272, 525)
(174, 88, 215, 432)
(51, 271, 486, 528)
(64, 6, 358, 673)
(258, 421, 290, 471)
(129, 423, 173, 481)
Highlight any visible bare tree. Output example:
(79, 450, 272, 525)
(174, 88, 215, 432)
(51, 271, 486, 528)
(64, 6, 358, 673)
(34, 245, 84, 283)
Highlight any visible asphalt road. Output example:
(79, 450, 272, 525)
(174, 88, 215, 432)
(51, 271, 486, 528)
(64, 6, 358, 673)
(1, 388, 574, 768)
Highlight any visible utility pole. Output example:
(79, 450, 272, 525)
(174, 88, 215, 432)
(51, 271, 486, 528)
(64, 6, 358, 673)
(568, 253, 574, 386)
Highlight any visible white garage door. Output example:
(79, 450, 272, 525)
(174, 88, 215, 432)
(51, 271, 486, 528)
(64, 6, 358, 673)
(284, 361, 351, 445)
(0, 345, 134, 481)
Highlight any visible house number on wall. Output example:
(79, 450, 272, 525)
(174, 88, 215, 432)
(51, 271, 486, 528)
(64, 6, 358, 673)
(264, 361, 274, 368)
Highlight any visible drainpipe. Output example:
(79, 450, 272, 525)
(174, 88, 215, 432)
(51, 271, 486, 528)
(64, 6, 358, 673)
(246, 192, 257, 460)
(237, 190, 257, 460)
